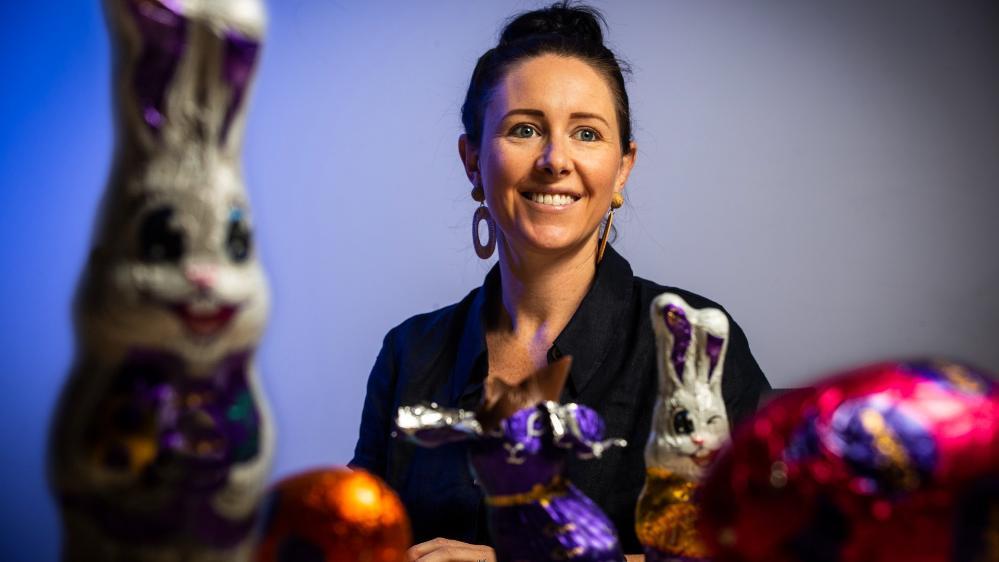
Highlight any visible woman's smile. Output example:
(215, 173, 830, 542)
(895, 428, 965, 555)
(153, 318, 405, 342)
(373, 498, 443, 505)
(519, 189, 582, 210)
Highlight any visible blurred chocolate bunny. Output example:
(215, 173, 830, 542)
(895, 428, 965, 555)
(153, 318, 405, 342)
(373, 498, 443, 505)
(49, 1, 273, 559)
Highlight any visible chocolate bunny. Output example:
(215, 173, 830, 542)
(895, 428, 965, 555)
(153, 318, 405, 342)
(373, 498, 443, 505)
(49, 1, 273, 559)
(636, 293, 730, 561)
(396, 358, 628, 562)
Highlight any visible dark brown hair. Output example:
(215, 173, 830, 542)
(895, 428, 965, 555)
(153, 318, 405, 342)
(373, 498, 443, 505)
(460, 2, 633, 154)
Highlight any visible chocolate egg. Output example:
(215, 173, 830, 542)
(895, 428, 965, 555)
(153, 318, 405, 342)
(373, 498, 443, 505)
(699, 360, 999, 562)
(256, 467, 411, 562)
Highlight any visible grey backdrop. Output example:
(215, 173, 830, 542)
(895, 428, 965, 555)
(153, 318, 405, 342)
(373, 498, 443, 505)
(1, 1, 997, 559)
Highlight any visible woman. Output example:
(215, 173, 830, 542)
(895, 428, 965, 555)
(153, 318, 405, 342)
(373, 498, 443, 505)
(350, 3, 770, 561)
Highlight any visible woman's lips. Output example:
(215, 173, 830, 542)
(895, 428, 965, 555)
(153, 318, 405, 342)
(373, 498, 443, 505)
(170, 303, 239, 336)
(520, 191, 581, 209)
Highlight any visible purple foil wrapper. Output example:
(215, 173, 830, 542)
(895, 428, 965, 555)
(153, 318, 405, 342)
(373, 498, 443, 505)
(78, 348, 262, 548)
(663, 304, 692, 380)
(705, 334, 723, 379)
(127, 0, 188, 132)
(397, 402, 626, 561)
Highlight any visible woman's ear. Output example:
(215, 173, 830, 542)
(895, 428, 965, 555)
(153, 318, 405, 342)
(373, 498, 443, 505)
(615, 140, 637, 194)
(458, 134, 480, 186)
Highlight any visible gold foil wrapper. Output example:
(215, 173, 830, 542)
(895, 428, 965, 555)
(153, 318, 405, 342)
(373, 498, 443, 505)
(635, 467, 710, 558)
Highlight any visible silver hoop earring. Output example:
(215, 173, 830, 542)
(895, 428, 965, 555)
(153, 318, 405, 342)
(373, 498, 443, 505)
(473, 203, 496, 259)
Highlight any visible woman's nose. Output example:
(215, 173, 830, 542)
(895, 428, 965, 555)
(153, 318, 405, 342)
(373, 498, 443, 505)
(536, 138, 572, 177)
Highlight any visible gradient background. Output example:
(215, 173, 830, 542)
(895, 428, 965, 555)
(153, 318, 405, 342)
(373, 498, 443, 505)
(1, 1, 997, 558)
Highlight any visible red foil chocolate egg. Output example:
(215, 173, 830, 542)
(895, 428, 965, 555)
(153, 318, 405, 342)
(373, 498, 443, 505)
(256, 466, 411, 562)
(700, 360, 999, 562)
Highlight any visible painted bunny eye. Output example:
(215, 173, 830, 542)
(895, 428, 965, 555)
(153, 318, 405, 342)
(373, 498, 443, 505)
(139, 207, 184, 263)
(673, 410, 694, 435)
(226, 208, 252, 263)
(707, 415, 723, 426)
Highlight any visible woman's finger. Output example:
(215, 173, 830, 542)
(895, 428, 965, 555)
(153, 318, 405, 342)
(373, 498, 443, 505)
(407, 537, 455, 559)
(407, 537, 495, 562)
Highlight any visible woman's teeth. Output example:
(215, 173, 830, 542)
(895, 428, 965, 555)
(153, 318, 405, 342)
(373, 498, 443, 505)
(527, 192, 576, 207)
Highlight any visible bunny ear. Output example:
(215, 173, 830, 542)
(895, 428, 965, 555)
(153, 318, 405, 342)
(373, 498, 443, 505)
(695, 308, 730, 387)
(705, 334, 724, 378)
(652, 293, 732, 390)
(111, 0, 265, 149)
(533, 356, 572, 403)
(650, 294, 692, 390)
(219, 30, 261, 144)
(477, 357, 572, 432)
(122, 0, 189, 135)
(662, 304, 692, 383)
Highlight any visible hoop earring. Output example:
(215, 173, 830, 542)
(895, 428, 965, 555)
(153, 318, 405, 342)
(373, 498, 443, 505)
(472, 186, 496, 259)
(596, 192, 624, 264)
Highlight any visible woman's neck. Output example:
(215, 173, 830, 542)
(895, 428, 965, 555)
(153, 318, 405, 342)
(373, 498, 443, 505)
(493, 233, 600, 345)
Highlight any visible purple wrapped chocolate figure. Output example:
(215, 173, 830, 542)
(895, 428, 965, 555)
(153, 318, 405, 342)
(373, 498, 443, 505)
(49, 0, 272, 560)
(396, 358, 627, 562)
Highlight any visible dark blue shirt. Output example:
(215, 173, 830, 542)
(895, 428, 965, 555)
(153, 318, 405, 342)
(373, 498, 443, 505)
(349, 246, 770, 554)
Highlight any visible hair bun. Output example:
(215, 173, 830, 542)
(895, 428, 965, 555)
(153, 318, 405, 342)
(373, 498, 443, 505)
(499, 2, 606, 47)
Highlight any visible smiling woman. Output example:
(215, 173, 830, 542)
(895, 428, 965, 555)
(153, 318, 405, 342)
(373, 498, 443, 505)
(348, 2, 770, 561)
(462, 54, 633, 263)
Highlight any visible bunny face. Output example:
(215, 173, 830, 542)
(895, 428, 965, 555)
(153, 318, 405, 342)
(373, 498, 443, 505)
(74, 0, 270, 369)
(650, 382, 729, 480)
(81, 162, 268, 368)
(645, 293, 731, 481)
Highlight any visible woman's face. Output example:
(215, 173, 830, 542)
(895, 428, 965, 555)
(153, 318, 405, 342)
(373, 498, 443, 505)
(460, 54, 636, 259)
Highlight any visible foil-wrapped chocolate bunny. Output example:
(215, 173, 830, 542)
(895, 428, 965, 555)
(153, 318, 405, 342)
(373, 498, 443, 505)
(396, 358, 628, 562)
(636, 293, 731, 561)
(49, 1, 272, 560)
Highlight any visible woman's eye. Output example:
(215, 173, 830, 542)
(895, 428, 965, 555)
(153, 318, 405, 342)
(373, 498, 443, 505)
(510, 124, 538, 138)
(574, 128, 599, 142)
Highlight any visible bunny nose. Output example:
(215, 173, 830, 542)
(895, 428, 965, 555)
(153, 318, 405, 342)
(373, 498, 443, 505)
(691, 436, 705, 447)
(185, 263, 218, 291)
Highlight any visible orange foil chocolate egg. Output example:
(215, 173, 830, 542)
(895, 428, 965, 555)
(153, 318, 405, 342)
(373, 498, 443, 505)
(256, 467, 411, 562)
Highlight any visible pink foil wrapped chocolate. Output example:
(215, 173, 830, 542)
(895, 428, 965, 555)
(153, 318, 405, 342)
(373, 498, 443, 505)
(700, 360, 999, 562)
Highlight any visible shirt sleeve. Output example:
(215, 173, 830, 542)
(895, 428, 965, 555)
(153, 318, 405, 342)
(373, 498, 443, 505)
(722, 317, 771, 427)
(348, 331, 397, 477)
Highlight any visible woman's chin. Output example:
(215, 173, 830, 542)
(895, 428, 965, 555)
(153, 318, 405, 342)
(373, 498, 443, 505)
(508, 227, 593, 256)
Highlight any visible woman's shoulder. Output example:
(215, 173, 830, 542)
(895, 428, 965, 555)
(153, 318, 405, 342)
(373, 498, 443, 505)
(381, 286, 480, 357)
(627, 274, 758, 355)
(630, 275, 729, 317)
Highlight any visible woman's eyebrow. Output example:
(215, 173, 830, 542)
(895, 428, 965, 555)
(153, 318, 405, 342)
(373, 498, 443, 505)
(501, 108, 610, 127)
(569, 112, 610, 127)
(501, 108, 545, 120)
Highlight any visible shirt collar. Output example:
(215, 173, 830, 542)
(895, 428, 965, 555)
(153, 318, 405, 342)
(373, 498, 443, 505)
(452, 244, 634, 403)
(550, 244, 633, 396)
(450, 267, 494, 406)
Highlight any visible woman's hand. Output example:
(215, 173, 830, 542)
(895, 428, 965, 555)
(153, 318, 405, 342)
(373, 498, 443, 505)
(407, 537, 496, 562)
